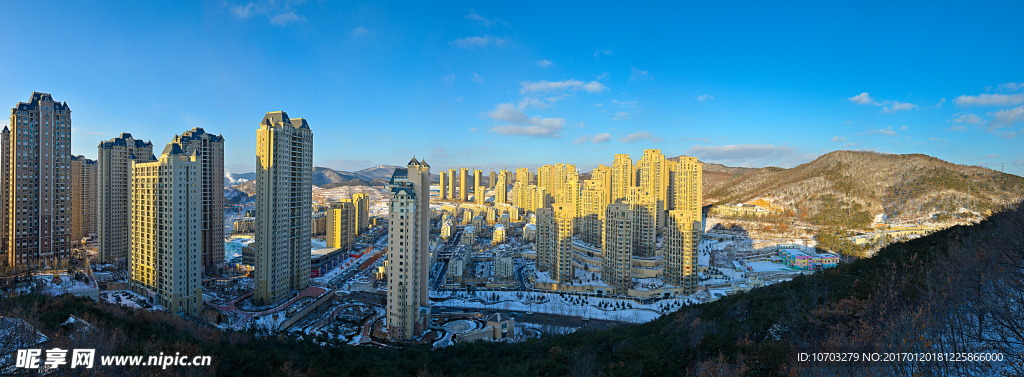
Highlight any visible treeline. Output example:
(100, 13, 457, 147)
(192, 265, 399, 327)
(3, 202, 1024, 376)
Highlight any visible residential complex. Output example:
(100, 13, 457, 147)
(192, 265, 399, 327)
(253, 111, 313, 304)
(69, 155, 97, 241)
(386, 158, 431, 339)
(3, 92, 74, 269)
(97, 133, 154, 264)
(128, 143, 201, 315)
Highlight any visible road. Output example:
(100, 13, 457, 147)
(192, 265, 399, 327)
(514, 262, 534, 290)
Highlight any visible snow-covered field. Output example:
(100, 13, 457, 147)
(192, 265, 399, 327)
(429, 290, 699, 323)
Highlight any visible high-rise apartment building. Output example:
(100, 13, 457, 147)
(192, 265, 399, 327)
(69, 155, 97, 241)
(603, 203, 634, 295)
(129, 143, 202, 315)
(627, 187, 657, 258)
(580, 180, 606, 247)
(668, 156, 702, 214)
(326, 201, 355, 251)
(439, 171, 447, 200)
(447, 168, 456, 200)
(638, 149, 668, 227)
(535, 207, 555, 273)
(3, 92, 73, 268)
(458, 168, 468, 202)
(664, 156, 702, 295)
(97, 133, 154, 264)
(611, 154, 634, 204)
(591, 164, 612, 205)
(254, 111, 313, 304)
(171, 128, 225, 274)
(665, 210, 700, 295)
(494, 170, 508, 205)
(386, 158, 431, 339)
(352, 192, 370, 235)
(537, 202, 574, 283)
(489, 169, 496, 189)
(473, 169, 483, 204)
(516, 167, 533, 186)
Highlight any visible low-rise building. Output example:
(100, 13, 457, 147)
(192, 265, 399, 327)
(310, 247, 345, 278)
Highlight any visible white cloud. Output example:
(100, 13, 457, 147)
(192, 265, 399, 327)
(573, 136, 589, 144)
(928, 137, 947, 142)
(954, 93, 1024, 107)
(900, 125, 908, 131)
(611, 100, 638, 108)
(861, 126, 897, 137)
(470, 127, 478, 132)
(537, 60, 553, 68)
(619, 131, 662, 143)
(998, 82, 1024, 91)
(351, 26, 369, 37)
(455, 96, 463, 102)
(270, 12, 301, 26)
(611, 112, 630, 120)
(442, 74, 456, 85)
(594, 50, 612, 58)
(630, 67, 650, 81)
(472, 72, 484, 84)
(464, 11, 506, 27)
(576, 122, 585, 128)
(848, 92, 878, 105)
(487, 103, 565, 137)
(935, 98, 946, 108)
(517, 97, 548, 109)
(882, 101, 917, 114)
(519, 79, 607, 94)
(684, 144, 796, 164)
(449, 35, 511, 49)
(592, 133, 612, 143)
(697, 94, 715, 102)
(1014, 159, 1024, 166)
(989, 105, 1024, 127)
(226, 1, 305, 26)
(986, 154, 1000, 158)
(946, 125, 967, 132)
(949, 113, 984, 125)
(831, 136, 847, 143)
(597, 72, 609, 80)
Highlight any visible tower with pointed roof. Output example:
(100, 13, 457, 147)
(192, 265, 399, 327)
(254, 111, 313, 304)
(385, 157, 431, 339)
(129, 143, 202, 315)
(97, 133, 154, 264)
(3, 92, 74, 268)
(172, 127, 225, 274)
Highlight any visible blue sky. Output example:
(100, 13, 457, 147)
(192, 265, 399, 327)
(2, 1, 1023, 177)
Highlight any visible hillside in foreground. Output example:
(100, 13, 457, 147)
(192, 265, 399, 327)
(4, 202, 1022, 376)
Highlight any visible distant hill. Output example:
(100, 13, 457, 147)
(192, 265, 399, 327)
(693, 150, 1024, 225)
(224, 171, 257, 187)
(225, 165, 436, 199)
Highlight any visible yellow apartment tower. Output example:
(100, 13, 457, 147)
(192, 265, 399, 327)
(254, 111, 313, 304)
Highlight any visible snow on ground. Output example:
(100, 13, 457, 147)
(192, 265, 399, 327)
(745, 261, 797, 272)
(35, 273, 96, 296)
(225, 235, 255, 262)
(311, 238, 328, 250)
(431, 290, 699, 324)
